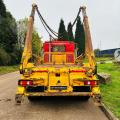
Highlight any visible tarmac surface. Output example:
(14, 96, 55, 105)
(0, 72, 108, 120)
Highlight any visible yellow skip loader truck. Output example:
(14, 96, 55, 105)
(15, 4, 101, 104)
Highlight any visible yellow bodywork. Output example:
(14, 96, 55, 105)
(17, 64, 100, 97)
(16, 4, 101, 104)
(44, 52, 74, 64)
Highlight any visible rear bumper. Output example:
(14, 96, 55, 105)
(24, 92, 92, 96)
(16, 86, 100, 97)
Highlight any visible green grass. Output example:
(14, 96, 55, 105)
(98, 63, 120, 119)
(96, 57, 113, 62)
(83, 57, 113, 63)
(0, 65, 19, 75)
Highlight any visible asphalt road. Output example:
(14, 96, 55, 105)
(0, 72, 108, 120)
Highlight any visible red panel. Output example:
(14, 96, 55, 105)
(66, 54, 74, 63)
(43, 43, 49, 52)
(44, 54, 49, 63)
(66, 43, 74, 52)
(43, 41, 75, 52)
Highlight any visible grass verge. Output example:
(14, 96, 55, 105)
(0, 65, 19, 75)
(96, 57, 113, 62)
(98, 63, 120, 119)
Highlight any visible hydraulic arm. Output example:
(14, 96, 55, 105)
(21, 4, 37, 70)
(80, 7, 96, 69)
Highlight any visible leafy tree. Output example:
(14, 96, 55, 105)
(67, 22, 74, 41)
(0, 0, 6, 17)
(58, 19, 68, 40)
(0, 0, 17, 53)
(94, 48, 100, 57)
(17, 18, 42, 56)
(17, 18, 28, 49)
(0, 47, 11, 65)
(94, 49, 100, 54)
(0, 0, 18, 65)
(0, 0, 41, 65)
(32, 31, 42, 55)
(75, 16, 85, 56)
(4, 12, 17, 52)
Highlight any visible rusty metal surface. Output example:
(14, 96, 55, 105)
(0, 72, 109, 120)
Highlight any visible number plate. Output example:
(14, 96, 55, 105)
(50, 86, 67, 90)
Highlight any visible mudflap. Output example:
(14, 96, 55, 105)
(92, 86, 101, 106)
(93, 94, 102, 106)
(15, 94, 23, 105)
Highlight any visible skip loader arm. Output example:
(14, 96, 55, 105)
(20, 4, 37, 71)
(80, 7, 96, 71)
(80, 7, 101, 105)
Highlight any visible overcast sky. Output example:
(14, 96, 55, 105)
(3, 0, 120, 50)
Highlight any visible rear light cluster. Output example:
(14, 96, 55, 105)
(84, 81, 98, 86)
(18, 80, 33, 87)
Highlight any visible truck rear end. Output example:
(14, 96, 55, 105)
(15, 4, 101, 105)
(16, 40, 100, 103)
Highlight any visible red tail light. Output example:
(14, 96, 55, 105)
(18, 80, 33, 87)
(84, 81, 97, 86)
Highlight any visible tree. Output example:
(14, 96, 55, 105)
(0, 47, 11, 65)
(0, 11, 18, 59)
(94, 48, 100, 57)
(58, 19, 68, 40)
(17, 18, 42, 55)
(67, 22, 74, 41)
(0, 0, 19, 65)
(0, 0, 6, 17)
(17, 18, 28, 49)
(32, 31, 42, 55)
(4, 12, 17, 53)
(0, 0, 41, 65)
(75, 16, 85, 56)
